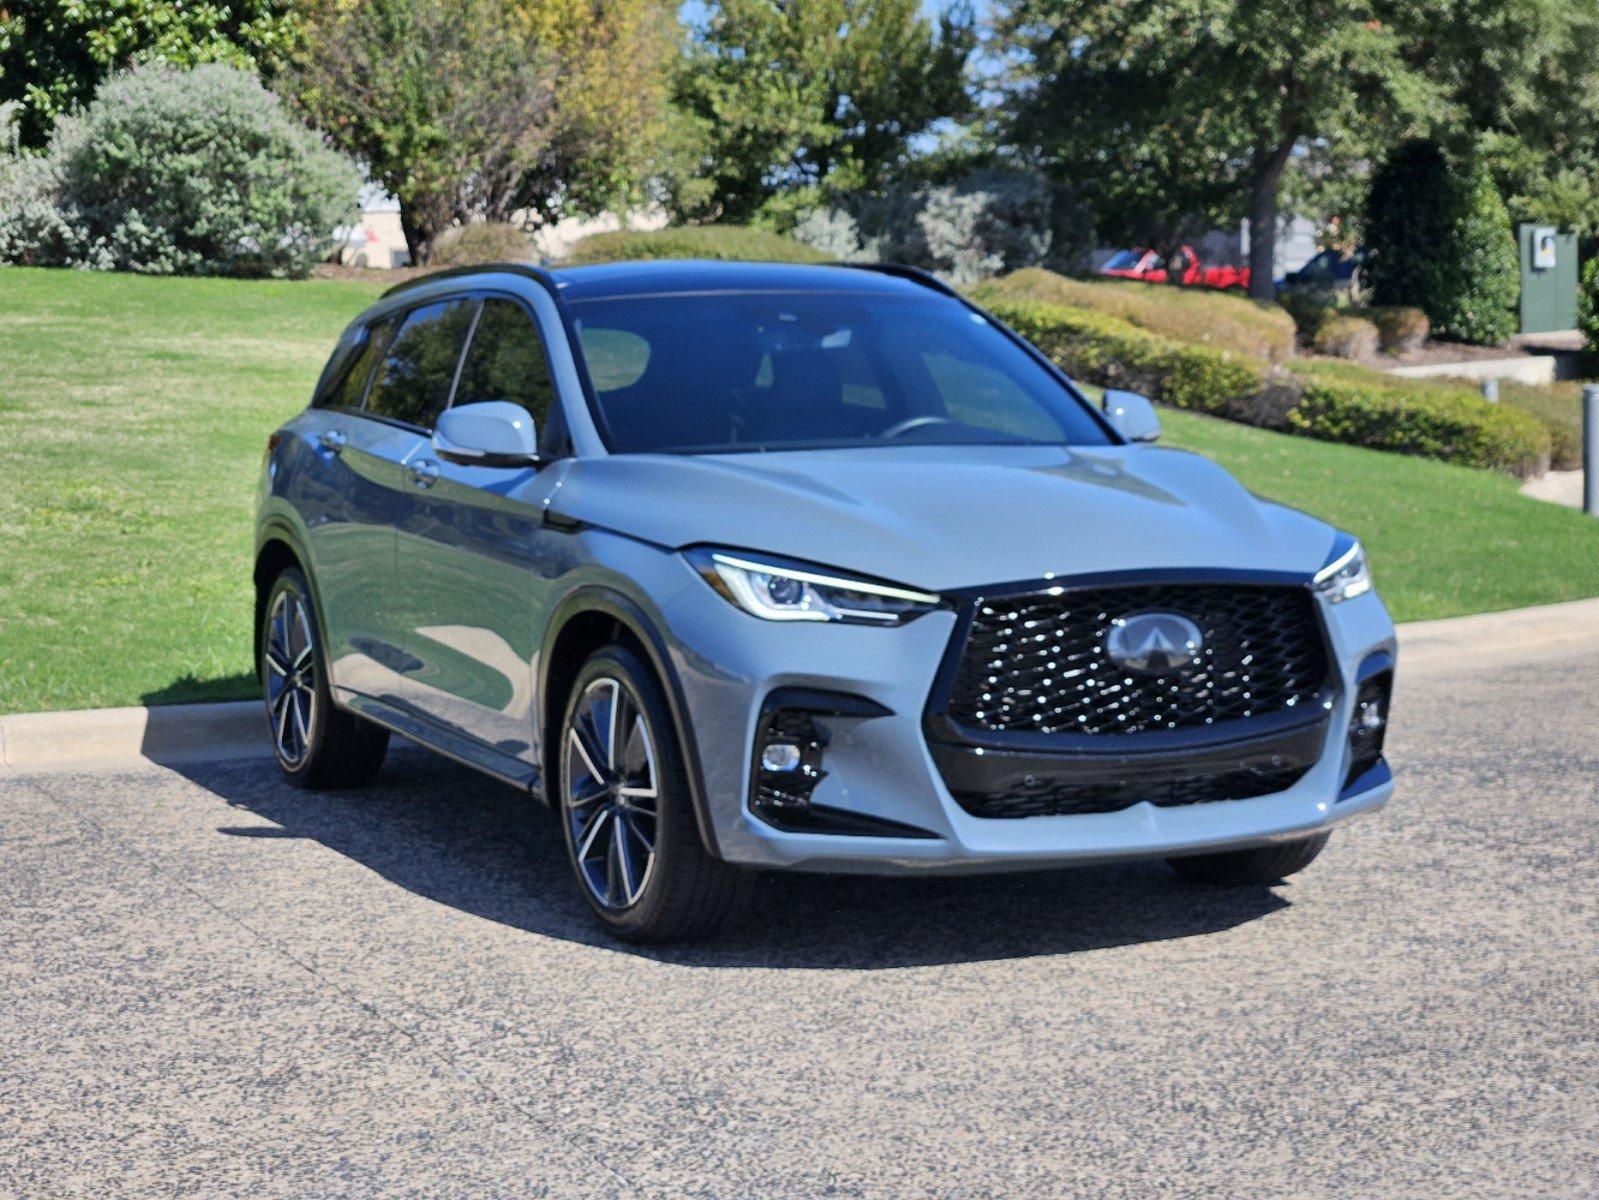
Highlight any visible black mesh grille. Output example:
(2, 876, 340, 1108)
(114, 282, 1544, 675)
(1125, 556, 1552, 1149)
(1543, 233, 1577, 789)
(953, 764, 1310, 820)
(944, 582, 1328, 738)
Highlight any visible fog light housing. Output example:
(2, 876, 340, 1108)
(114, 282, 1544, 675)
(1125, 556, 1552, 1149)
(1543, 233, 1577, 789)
(1344, 666, 1392, 788)
(753, 710, 828, 821)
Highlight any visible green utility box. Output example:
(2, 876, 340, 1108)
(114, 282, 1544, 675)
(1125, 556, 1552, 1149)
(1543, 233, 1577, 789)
(1519, 224, 1579, 334)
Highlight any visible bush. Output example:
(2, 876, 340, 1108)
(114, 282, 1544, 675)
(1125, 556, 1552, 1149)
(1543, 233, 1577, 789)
(563, 225, 825, 265)
(0, 105, 70, 264)
(1497, 381, 1585, 470)
(846, 170, 1053, 285)
(1308, 313, 1379, 360)
(429, 222, 536, 266)
(1288, 377, 1550, 477)
(1366, 141, 1519, 345)
(790, 207, 871, 261)
(1580, 257, 1599, 353)
(981, 295, 1550, 476)
(1364, 306, 1430, 354)
(13, 63, 360, 277)
(982, 297, 1268, 418)
(976, 268, 1296, 360)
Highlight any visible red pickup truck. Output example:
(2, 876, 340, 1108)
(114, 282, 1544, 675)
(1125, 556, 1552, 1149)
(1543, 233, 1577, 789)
(1099, 247, 1249, 291)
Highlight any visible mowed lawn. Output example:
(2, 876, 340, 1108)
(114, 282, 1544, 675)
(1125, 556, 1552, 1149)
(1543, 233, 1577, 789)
(4, 265, 1599, 713)
(0, 269, 381, 713)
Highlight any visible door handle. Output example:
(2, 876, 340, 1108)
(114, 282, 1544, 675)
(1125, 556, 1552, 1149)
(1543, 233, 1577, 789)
(407, 458, 441, 489)
(318, 429, 347, 454)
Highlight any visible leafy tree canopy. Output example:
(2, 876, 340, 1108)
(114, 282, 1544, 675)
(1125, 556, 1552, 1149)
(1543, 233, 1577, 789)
(996, 0, 1438, 298)
(0, 0, 303, 147)
(671, 0, 975, 224)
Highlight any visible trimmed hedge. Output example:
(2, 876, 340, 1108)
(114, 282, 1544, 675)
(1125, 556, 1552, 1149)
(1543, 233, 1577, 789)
(1287, 377, 1548, 476)
(982, 295, 1551, 477)
(977, 268, 1297, 360)
(563, 225, 825, 265)
(982, 298, 1267, 417)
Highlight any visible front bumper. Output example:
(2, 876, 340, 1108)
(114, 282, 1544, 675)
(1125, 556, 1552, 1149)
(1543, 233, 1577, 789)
(659, 570, 1396, 876)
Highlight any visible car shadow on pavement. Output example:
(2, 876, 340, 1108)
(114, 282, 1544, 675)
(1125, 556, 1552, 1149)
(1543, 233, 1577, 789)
(183, 747, 1290, 969)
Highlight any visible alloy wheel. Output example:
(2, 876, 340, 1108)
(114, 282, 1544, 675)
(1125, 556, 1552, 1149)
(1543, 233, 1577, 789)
(264, 589, 318, 769)
(563, 677, 660, 910)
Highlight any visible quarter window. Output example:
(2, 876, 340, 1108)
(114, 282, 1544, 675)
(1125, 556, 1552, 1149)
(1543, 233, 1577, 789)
(364, 299, 478, 428)
(324, 317, 394, 410)
(452, 297, 557, 426)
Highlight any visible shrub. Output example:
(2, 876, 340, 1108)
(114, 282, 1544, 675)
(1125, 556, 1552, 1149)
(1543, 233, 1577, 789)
(981, 297, 1267, 417)
(0, 105, 71, 264)
(981, 295, 1550, 476)
(1497, 381, 1585, 470)
(1366, 141, 1519, 345)
(848, 170, 1053, 285)
(564, 225, 825, 265)
(790, 207, 870, 261)
(976, 268, 1296, 360)
(1288, 377, 1549, 477)
(1364, 306, 1430, 354)
(2, 64, 360, 277)
(429, 222, 536, 266)
(1580, 257, 1599, 354)
(1308, 313, 1379, 360)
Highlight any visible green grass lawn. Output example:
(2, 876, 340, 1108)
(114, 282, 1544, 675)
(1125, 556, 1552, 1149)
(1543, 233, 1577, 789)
(3, 266, 1599, 714)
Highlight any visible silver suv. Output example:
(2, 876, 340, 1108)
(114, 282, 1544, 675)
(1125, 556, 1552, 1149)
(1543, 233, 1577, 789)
(255, 261, 1396, 940)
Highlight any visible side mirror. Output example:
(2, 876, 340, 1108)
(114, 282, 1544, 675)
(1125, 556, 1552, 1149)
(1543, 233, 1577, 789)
(1102, 389, 1161, 443)
(434, 401, 540, 468)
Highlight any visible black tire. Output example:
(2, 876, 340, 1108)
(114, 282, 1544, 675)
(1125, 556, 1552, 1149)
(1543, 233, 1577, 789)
(557, 645, 750, 942)
(1167, 832, 1331, 886)
(260, 567, 389, 789)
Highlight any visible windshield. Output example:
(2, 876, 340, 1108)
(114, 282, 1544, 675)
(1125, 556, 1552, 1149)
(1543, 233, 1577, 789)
(570, 291, 1114, 454)
(1102, 250, 1142, 270)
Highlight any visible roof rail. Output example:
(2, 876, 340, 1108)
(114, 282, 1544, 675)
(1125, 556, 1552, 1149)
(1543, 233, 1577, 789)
(380, 261, 559, 300)
(837, 262, 961, 298)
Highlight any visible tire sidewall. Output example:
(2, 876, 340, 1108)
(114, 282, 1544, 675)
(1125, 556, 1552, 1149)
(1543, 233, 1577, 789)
(556, 646, 693, 937)
(261, 567, 332, 783)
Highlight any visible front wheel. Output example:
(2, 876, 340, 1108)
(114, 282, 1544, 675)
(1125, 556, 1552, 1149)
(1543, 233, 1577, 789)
(557, 646, 750, 942)
(1167, 832, 1330, 885)
(261, 567, 389, 788)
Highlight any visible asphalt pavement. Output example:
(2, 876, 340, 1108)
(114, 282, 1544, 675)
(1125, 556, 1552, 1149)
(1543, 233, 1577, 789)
(4, 646, 1596, 1198)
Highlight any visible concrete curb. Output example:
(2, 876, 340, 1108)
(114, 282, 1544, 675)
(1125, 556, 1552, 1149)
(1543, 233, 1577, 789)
(4, 597, 1599, 775)
(0, 701, 266, 775)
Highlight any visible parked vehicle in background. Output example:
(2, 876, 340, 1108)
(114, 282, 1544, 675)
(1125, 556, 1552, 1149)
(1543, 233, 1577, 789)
(255, 260, 1396, 941)
(1283, 247, 1367, 298)
(1099, 247, 1250, 290)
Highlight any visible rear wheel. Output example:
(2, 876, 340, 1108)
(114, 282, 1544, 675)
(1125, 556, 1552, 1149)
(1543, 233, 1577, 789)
(1167, 832, 1330, 885)
(557, 646, 750, 942)
(261, 567, 388, 788)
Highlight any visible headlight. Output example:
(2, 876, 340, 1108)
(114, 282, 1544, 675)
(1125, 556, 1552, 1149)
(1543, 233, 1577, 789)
(1313, 535, 1372, 604)
(685, 548, 942, 625)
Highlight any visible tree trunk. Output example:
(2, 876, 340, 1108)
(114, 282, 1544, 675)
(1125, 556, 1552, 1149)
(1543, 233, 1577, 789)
(1246, 140, 1295, 302)
(398, 203, 431, 268)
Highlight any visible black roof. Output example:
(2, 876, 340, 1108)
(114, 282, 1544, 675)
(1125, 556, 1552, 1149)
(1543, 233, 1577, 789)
(546, 259, 945, 302)
(382, 258, 954, 305)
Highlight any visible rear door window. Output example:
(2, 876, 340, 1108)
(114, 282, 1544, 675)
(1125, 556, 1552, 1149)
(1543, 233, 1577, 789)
(364, 298, 478, 429)
(452, 297, 557, 425)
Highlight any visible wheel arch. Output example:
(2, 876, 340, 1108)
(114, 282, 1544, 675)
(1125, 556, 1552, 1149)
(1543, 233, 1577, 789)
(539, 586, 723, 860)
(252, 523, 328, 683)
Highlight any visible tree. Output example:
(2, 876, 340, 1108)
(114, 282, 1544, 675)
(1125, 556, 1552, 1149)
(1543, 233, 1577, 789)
(672, 0, 975, 223)
(293, 0, 677, 262)
(1366, 141, 1518, 345)
(0, 0, 303, 147)
(997, 0, 1437, 300)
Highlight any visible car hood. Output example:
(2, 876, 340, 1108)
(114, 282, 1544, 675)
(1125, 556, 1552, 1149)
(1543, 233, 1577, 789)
(551, 444, 1338, 593)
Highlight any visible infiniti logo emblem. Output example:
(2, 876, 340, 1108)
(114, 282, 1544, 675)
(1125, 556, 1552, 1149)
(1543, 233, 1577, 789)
(1105, 612, 1205, 676)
